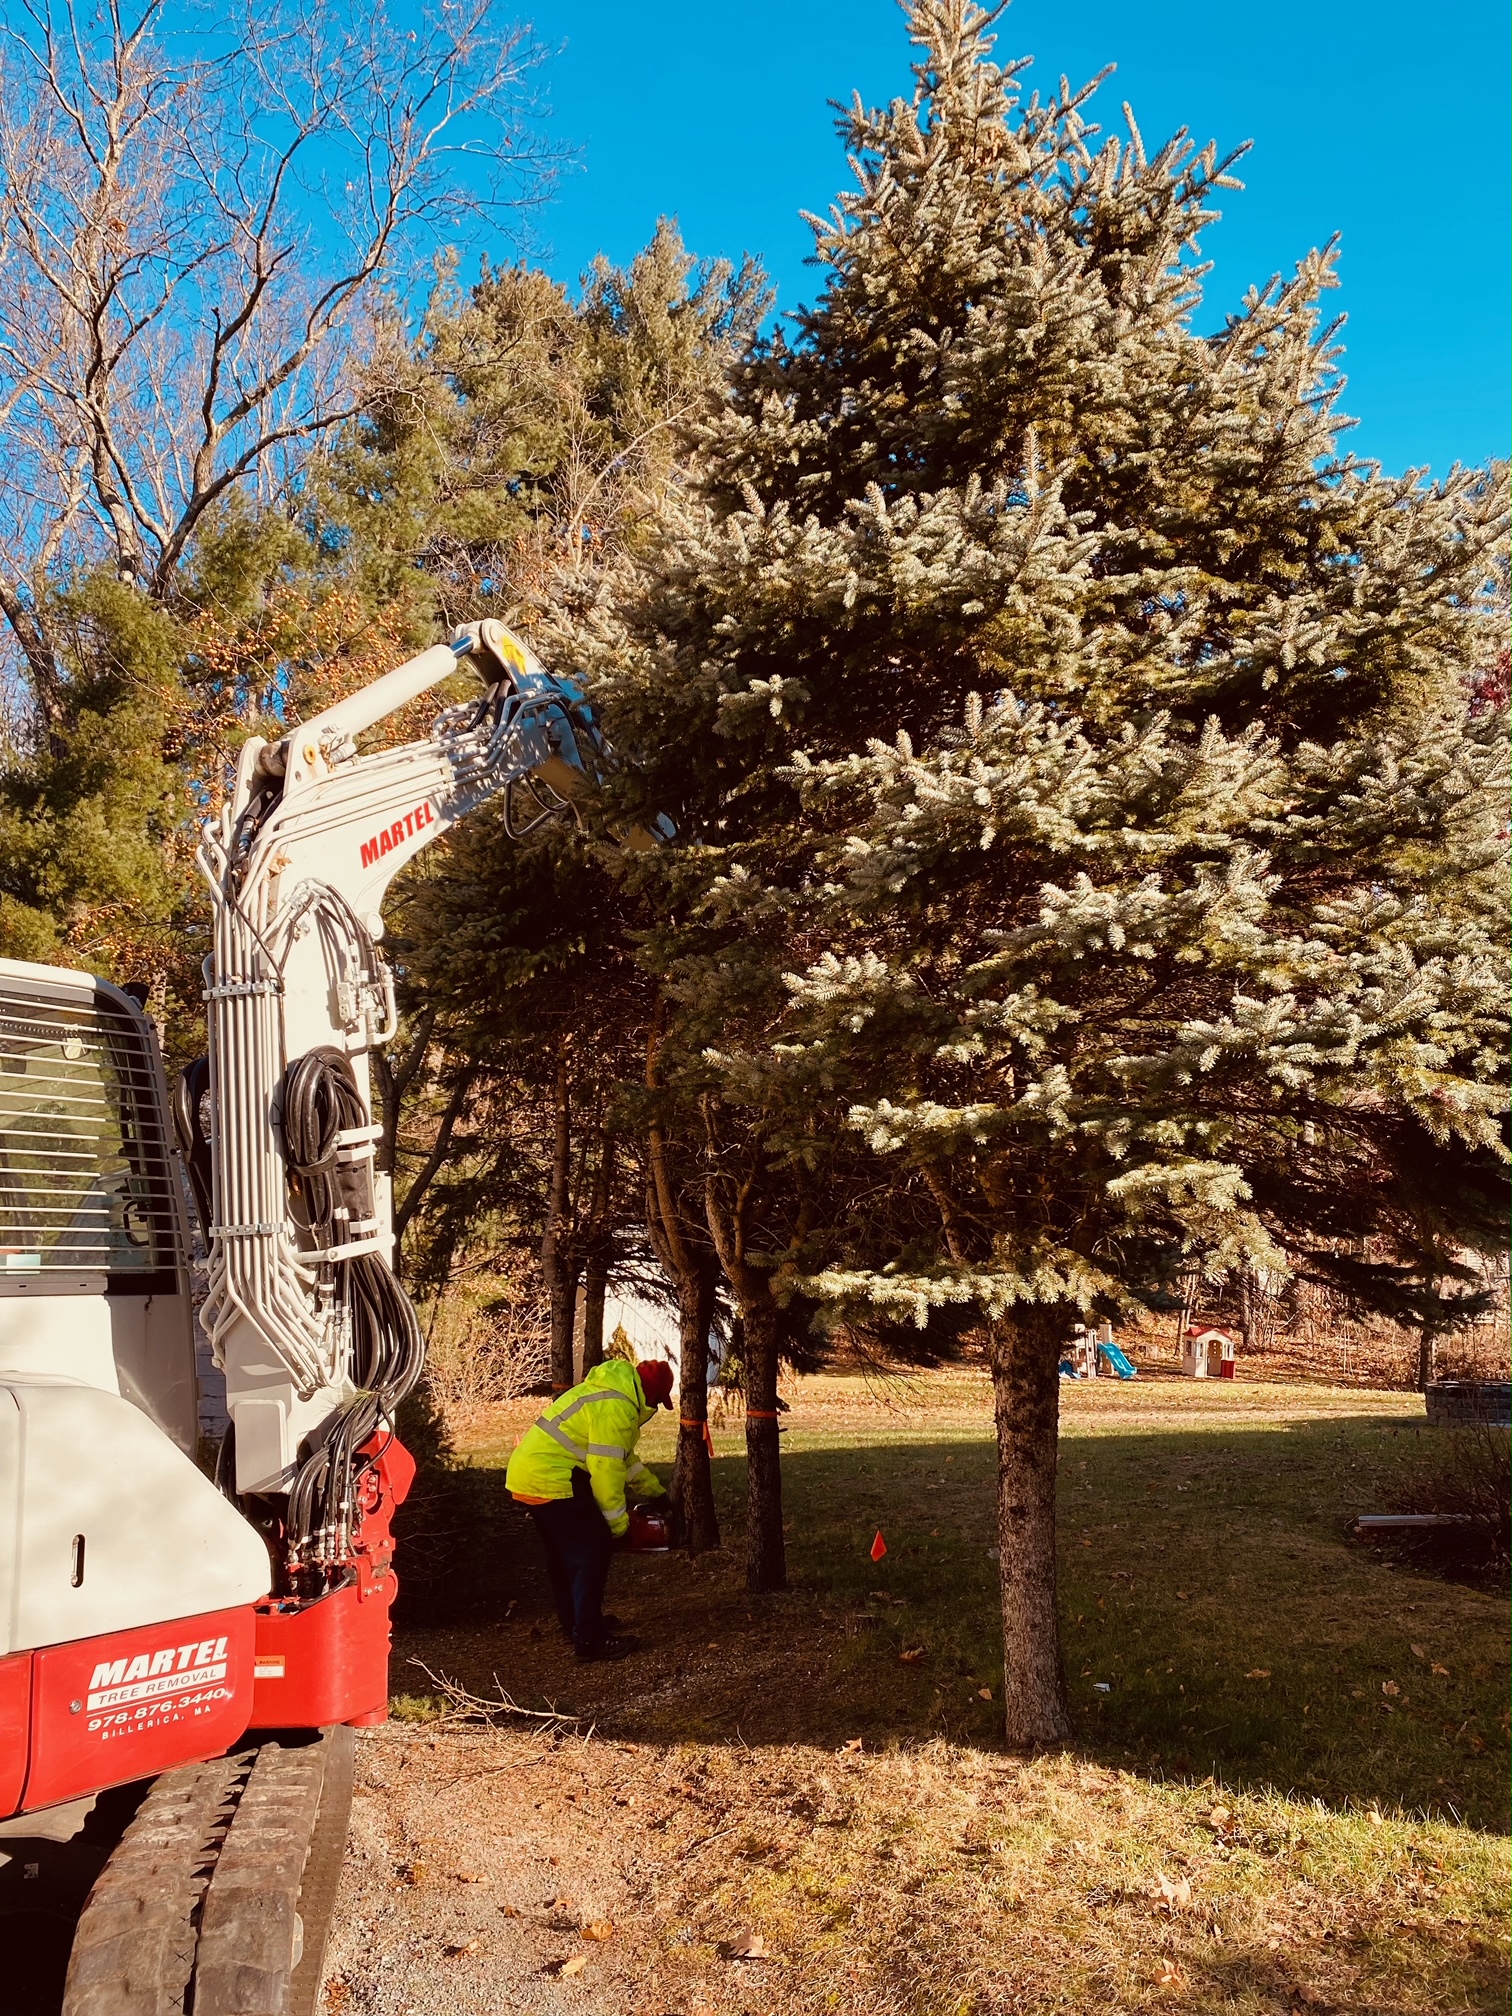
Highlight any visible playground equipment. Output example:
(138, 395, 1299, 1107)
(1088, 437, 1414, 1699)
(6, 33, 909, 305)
(1060, 1321, 1138, 1380)
(1182, 1324, 1238, 1379)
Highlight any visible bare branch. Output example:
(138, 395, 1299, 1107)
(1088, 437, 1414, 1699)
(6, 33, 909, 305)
(0, 0, 559, 714)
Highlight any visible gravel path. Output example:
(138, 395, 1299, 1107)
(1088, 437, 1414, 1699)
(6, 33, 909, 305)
(323, 1721, 656, 2015)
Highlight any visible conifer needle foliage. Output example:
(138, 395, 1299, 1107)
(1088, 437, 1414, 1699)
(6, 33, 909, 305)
(580, 0, 1508, 1740)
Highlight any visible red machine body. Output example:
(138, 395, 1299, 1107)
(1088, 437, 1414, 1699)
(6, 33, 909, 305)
(1, 1605, 255, 1815)
(0, 1437, 414, 1818)
(249, 1436, 414, 1729)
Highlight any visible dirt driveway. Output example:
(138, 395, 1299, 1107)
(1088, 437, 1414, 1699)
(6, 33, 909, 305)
(325, 1545, 875, 2016)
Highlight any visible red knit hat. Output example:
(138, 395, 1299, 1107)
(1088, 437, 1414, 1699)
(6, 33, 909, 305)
(637, 1359, 674, 1409)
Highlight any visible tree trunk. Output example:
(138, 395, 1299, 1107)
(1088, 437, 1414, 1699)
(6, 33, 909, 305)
(694, 1105, 782, 1592)
(990, 1305, 1072, 1750)
(670, 1258, 720, 1554)
(541, 1043, 577, 1395)
(1417, 1327, 1437, 1392)
(644, 1086, 720, 1552)
(579, 1130, 616, 1375)
(742, 1295, 786, 1593)
(392, 1061, 475, 1259)
(0, 576, 67, 757)
(581, 1259, 608, 1374)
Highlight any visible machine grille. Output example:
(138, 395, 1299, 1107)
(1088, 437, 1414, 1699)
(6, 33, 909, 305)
(0, 981, 175, 1275)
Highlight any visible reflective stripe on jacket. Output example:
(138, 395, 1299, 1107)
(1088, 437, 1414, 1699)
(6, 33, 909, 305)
(505, 1358, 667, 1535)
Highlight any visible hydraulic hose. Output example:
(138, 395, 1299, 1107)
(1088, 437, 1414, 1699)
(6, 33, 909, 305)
(281, 1048, 424, 1575)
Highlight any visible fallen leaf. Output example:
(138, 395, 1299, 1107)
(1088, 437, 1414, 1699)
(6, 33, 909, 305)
(842, 1737, 864, 1752)
(1410, 1643, 1426, 1660)
(396, 1861, 426, 1886)
(445, 1939, 480, 1957)
(707, 1642, 719, 1651)
(558, 1954, 588, 1978)
(582, 1921, 614, 1941)
(1176, 1590, 1190, 1601)
(1432, 1663, 1450, 1676)
(497, 1905, 519, 1917)
(454, 1872, 488, 1884)
(727, 1933, 770, 1960)
(1245, 1669, 1271, 1680)
(1154, 1957, 1189, 1991)
(1291, 1987, 1324, 2007)
(1205, 1806, 1231, 1829)
(1155, 1871, 1193, 1910)
(899, 1646, 925, 1664)
(1382, 1680, 1400, 1697)
(1366, 1809, 1384, 1827)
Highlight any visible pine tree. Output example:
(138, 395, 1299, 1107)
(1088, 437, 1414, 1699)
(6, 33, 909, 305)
(371, 227, 764, 1542)
(585, 2, 1508, 1719)
(0, 510, 409, 1036)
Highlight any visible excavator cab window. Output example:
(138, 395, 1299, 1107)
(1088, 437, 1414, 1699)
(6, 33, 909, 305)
(0, 981, 177, 1281)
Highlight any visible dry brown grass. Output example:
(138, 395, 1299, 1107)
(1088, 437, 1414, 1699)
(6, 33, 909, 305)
(325, 1718, 1506, 2015)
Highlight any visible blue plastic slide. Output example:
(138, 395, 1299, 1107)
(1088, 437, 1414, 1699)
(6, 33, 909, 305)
(1098, 1341, 1138, 1379)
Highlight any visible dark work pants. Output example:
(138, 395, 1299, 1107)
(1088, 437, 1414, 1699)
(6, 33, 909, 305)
(528, 1469, 613, 1653)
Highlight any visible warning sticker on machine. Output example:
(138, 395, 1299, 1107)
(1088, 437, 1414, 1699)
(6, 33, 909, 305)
(86, 1634, 230, 1711)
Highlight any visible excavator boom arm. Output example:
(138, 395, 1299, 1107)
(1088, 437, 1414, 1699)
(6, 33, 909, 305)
(194, 620, 612, 1516)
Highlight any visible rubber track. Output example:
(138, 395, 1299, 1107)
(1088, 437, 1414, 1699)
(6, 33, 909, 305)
(60, 1749, 254, 2015)
(61, 1729, 352, 2016)
(287, 1726, 356, 2016)
(194, 1737, 329, 2015)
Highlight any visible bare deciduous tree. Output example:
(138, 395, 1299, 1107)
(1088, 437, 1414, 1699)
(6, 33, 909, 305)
(0, 0, 553, 731)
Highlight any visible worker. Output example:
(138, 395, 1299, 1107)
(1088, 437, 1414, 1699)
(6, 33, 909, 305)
(506, 1357, 674, 1661)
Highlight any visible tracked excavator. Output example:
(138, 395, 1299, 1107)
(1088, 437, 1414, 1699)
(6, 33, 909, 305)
(0, 620, 634, 2012)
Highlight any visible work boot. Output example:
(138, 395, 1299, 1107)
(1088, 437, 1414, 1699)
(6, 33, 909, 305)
(575, 1633, 641, 1663)
(560, 1614, 621, 1643)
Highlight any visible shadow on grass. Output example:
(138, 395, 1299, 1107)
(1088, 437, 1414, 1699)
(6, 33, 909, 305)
(394, 1413, 1509, 1833)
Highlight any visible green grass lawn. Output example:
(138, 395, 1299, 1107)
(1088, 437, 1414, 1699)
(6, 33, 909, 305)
(395, 1371, 1508, 2013)
(728, 1376, 1508, 1834)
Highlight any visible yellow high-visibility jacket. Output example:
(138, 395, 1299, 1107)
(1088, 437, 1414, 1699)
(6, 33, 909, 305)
(505, 1358, 667, 1536)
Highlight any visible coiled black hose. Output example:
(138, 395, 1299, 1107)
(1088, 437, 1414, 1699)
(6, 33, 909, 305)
(280, 1048, 424, 1577)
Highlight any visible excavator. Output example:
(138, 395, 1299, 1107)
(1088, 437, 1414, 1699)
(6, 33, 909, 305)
(0, 619, 627, 2012)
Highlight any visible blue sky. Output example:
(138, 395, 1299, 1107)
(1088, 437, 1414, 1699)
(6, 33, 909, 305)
(507, 0, 1508, 479)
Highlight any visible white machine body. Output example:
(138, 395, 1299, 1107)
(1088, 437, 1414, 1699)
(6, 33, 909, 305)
(0, 962, 271, 1656)
(0, 1376, 270, 1653)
